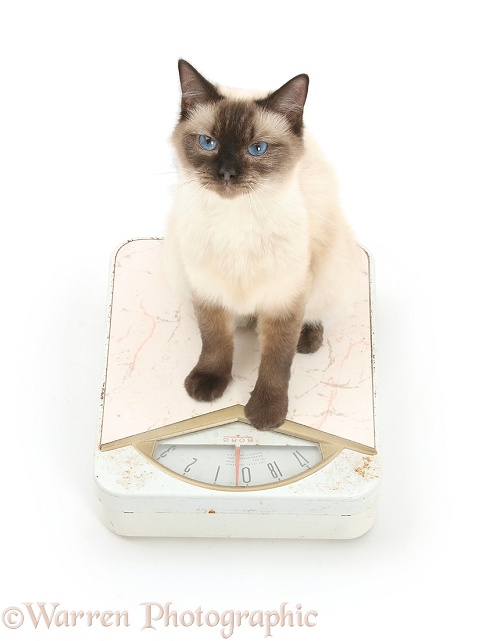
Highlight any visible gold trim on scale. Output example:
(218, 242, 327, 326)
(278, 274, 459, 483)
(100, 403, 377, 455)
(99, 404, 377, 493)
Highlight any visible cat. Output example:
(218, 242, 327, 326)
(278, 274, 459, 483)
(165, 59, 360, 430)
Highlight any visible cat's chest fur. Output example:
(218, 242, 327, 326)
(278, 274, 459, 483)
(175, 177, 310, 314)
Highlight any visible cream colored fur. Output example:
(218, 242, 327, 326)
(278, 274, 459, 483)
(165, 90, 359, 329)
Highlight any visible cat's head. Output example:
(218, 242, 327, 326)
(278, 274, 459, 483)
(171, 60, 309, 199)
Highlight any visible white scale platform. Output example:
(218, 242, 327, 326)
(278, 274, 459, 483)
(94, 238, 379, 538)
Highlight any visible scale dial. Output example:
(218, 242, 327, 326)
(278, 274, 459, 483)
(153, 442, 322, 489)
(139, 422, 331, 491)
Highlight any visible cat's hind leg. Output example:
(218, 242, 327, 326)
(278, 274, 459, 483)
(297, 321, 324, 354)
(184, 299, 234, 402)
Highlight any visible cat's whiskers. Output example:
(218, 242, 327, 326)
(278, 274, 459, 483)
(174, 166, 214, 191)
(174, 177, 202, 191)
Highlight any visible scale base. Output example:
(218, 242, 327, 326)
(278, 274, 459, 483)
(94, 238, 380, 539)
(100, 506, 377, 539)
(95, 441, 380, 539)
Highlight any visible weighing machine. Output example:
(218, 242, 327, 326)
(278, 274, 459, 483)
(94, 239, 379, 538)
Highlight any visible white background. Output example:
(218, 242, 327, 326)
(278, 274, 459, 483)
(1, 1, 477, 639)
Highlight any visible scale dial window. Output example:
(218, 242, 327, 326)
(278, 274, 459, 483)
(133, 422, 340, 491)
(152, 441, 322, 489)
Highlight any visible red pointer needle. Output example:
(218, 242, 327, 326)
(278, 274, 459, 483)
(235, 445, 240, 487)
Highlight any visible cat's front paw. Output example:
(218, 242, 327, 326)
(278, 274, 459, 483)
(244, 390, 288, 430)
(184, 367, 231, 402)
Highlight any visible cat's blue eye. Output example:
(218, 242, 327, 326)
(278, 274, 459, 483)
(247, 141, 268, 157)
(198, 135, 217, 151)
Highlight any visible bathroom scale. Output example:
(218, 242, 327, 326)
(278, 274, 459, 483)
(94, 238, 380, 538)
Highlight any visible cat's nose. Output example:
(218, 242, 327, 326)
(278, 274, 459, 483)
(219, 166, 237, 182)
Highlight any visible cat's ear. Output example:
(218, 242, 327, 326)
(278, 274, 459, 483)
(257, 74, 309, 134)
(178, 60, 222, 118)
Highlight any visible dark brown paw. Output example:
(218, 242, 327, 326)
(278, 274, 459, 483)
(244, 390, 288, 430)
(184, 368, 231, 402)
(297, 322, 324, 354)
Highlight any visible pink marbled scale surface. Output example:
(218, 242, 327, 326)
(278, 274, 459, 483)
(101, 239, 375, 448)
